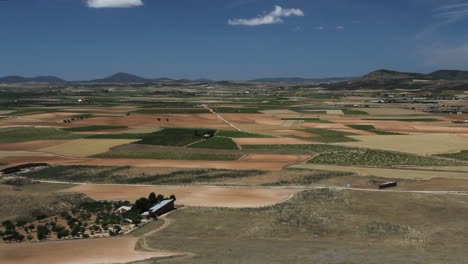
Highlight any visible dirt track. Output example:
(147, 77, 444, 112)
(240, 154, 311, 162)
(0, 237, 176, 264)
(62, 185, 306, 208)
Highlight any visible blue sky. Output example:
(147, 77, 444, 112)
(1, 0, 468, 80)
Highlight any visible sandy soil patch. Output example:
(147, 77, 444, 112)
(233, 138, 315, 145)
(40, 139, 139, 157)
(62, 185, 305, 208)
(0, 237, 175, 264)
(281, 120, 303, 128)
(74, 159, 289, 171)
(326, 110, 344, 115)
(277, 130, 318, 137)
(290, 164, 468, 180)
(339, 133, 468, 155)
(255, 118, 284, 126)
(301, 123, 349, 129)
(240, 154, 311, 163)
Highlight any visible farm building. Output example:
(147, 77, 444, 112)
(347, 180, 397, 190)
(142, 199, 175, 218)
(114, 206, 133, 214)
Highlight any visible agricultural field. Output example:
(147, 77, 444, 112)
(0, 80, 467, 264)
(40, 139, 139, 157)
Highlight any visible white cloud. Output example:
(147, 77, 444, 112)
(86, 0, 144, 8)
(423, 44, 468, 68)
(336, 26, 345, 30)
(228, 6, 304, 26)
(315, 26, 324, 30)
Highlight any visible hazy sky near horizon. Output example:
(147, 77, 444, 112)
(1, 0, 468, 80)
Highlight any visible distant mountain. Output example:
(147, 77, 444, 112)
(251, 77, 355, 82)
(0, 75, 66, 83)
(89, 72, 151, 83)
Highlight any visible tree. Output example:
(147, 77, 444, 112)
(148, 192, 157, 205)
(170, 194, 176, 201)
(156, 194, 165, 203)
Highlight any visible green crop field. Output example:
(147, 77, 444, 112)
(242, 144, 355, 153)
(188, 137, 239, 150)
(436, 150, 468, 161)
(216, 130, 273, 138)
(0, 127, 83, 143)
(63, 125, 128, 132)
(298, 128, 358, 143)
(7, 108, 59, 116)
(347, 125, 405, 135)
(136, 128, 213, 147)
(132, 108, 210, 114)
(92, 151, 240, 160)
(212, 107, 262, 113)
(341, 109, 369, 115)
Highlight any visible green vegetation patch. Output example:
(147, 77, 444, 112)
(63, 125, 128, 132)
(136, 128, 214, 147)
(216, 130, 273, 138)
(298, 128, 358, 143)
(341, 109, 369, 115)
(308, 149, 465, 167)
(92, 151, 240, 161)
(21, 166, 262, 185)
(8, 108, 59, 116)
(242, 144, 355, 153)
(132, 108, 210, 114)
(346, 125, 406, 135)
(188, 137, 239, 150)
(0, 127, 83, 143)
(436, 150, 468, 161)
(212, 107, 262, 113)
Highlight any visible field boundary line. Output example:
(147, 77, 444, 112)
(202, 104, 242, 131)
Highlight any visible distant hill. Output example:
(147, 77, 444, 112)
(327, 69, 468, 90)
(0, 75, 66, 83)
(251, 77, 355, 82)
(89, 72, 151, 83)
(429, 70, 468, 80)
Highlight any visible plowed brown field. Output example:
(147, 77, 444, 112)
(62, 185, 306, 208)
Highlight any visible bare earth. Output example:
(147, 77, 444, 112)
(0, 237, 176, 264)
(62, 185, 306, 208)
(0, 140, 71, 151)
(339, 133, 468, 155)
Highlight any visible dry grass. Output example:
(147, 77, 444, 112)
(39, 139, 139, 157)
(140, 189, 468, 264)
